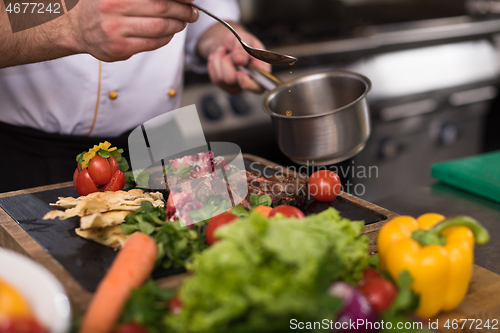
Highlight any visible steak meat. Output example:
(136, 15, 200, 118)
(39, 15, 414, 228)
(149, 150, 309, 217)
(243, 170, 308, 207)
(158, 168, 308, 211)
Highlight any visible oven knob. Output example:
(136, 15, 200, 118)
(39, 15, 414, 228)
(378, 137, 399, 160)
(438, 123, 459, 146)
(229, 95, 251, 115)
(201, 95, 223, 121)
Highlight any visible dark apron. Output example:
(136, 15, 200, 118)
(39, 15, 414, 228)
(0, 122, 131, 193)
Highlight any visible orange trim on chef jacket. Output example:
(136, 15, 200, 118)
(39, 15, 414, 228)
(86, 61, 102, 136)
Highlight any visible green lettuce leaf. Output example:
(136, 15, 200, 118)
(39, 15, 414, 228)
(167, 208, 369, 333)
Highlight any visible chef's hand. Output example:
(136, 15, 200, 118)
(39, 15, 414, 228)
(198, 23, 271, 94)
(207, 31, 271, 94)
(70, 0, 199, 61)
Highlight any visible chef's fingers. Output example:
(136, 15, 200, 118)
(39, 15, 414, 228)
(229, 32, 272, 73)
(122, 17, 187, 38)
(121, 35, 175, 55)
(207, 46, 226, 84)
(219, 31, 269, 93)
(208, 46, 243, 94)
(121, 0, 199, 23)
(220, 53, 239, 86)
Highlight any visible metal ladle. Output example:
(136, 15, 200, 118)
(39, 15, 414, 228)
(191, 3, 298, 65)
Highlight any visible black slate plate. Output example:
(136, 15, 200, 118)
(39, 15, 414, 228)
(0, 187, 184, 292)
(0, 160, 379, 292)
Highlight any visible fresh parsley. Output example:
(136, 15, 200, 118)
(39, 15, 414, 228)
(163, 161, 194, 179)
(230, 205, 249, 218)
(230, 194, 273, 217)
(121, 201, 207, 269)
(121, 201, 167, 235)
(187, 198, 232, 223)
(119, 279, 175, 333)
(108, 148, 129, 172)
(249, 194, 272, 207)
(124, 170, 150, 189)
(384, 270, 420, 316)
(154, 221, 207, 269)
(97, 149, 110, 159)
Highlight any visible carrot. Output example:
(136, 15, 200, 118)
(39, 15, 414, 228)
(79, 232, 157, 333)
(253, 205, 273, 217)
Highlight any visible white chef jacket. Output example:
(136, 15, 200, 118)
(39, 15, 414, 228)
(0, 0, 239, 137)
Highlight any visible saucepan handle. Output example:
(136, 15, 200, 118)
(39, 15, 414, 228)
(237, 65, 283, 91)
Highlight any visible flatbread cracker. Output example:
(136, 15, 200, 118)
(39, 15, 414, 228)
(44, 190, 164, 220)
(45, 189, 163, 249)
(79, 211, 131, 230)
(50, 190, 163, 209)
(42, 210, 66, 220)
(75, 225, 131, 249)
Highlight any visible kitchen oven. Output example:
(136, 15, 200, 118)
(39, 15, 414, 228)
(181, 0, 500, 202)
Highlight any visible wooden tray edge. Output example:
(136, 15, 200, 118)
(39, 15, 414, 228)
(0, 181, 74, 199)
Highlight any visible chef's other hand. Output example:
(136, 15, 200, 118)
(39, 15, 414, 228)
(206, 30, 272, 94)
(70, 0, 199, 61)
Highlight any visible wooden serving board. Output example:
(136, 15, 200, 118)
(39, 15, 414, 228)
(0, 156, 383, 292)
(0, 154, 499, 331)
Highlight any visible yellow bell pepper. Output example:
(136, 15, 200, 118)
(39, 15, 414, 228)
(0, 277, 32, 323)
(377, 213, 489, 318)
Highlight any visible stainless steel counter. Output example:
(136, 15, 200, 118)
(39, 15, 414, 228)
(376, 184, 500, 274)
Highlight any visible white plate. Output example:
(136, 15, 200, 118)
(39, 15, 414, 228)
(0, 248, 71, 333)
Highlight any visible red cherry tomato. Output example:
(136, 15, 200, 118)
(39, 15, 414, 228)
(268, 205, 305, 219)
(108, 155, 120, 175)
(358, 268, 382, 287)
(308, 170, 341, 202)
(75, 168, 100, 196)
(112, 322, 149, 333)
(358, 277, 397, 315)
(168, 295, 183, 315)
(101, 170, 126, 192)
(206, 212, 238, 245)
(73, 168, 80, 188)
(88, 155, 112, 185)
(0, 317, 47, 333)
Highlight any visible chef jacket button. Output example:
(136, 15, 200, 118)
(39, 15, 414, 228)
(168, 89, 177, 98)
(108, 91, 118, 100)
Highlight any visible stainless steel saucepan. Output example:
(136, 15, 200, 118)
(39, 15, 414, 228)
(239, 66, 372, 165)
